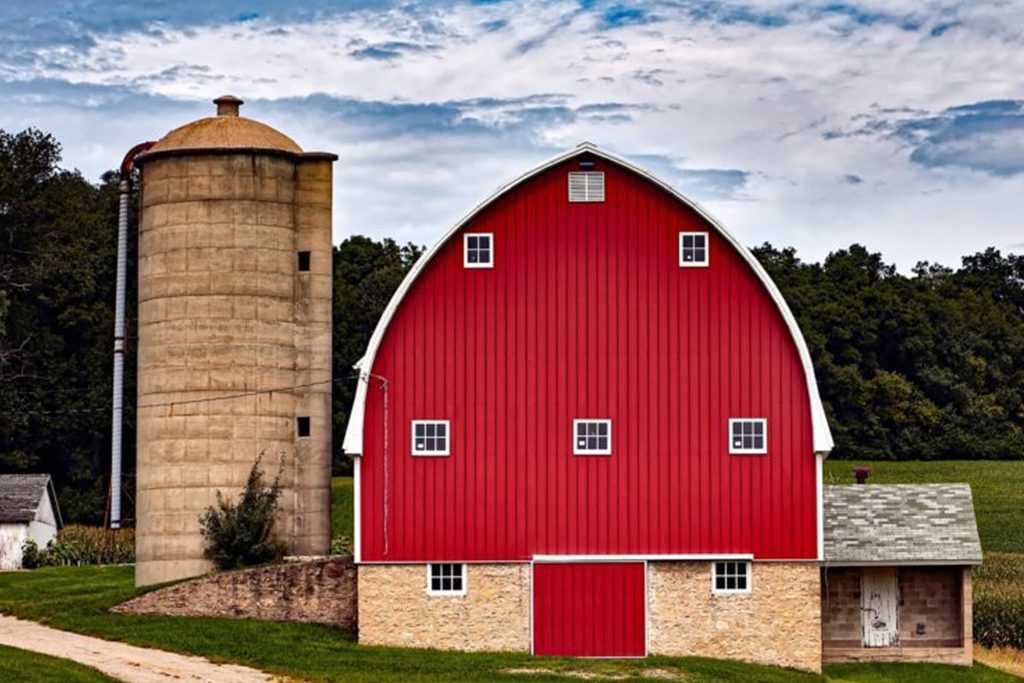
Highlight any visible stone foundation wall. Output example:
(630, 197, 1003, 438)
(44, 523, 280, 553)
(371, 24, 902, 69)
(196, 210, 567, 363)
(648, 561, 821, 672)
(358, 563, 530, 652)
(113, 556, 356, 629)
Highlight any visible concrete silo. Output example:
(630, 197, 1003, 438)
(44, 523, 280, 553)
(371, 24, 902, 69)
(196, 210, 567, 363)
(134, 96, 335, 586)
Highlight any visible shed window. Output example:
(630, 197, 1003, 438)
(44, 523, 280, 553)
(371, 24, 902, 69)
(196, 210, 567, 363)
(712, 561, 751, 595)
(412, 420, 450, 456)
(464, 233, 493, 268)
(568, 172, 605, 202)
(679, 232, 709, 267)
(297, 251, 311, 272)
(574, 419, 611, 455)
(729, 418, 767, 454)
(297, 416, 311, 438)
(428, 563, 466, 595)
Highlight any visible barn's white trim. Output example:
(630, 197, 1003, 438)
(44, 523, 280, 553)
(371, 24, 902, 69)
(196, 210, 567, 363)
(343, 143, 834, 456)
(532, 553, 753, 562)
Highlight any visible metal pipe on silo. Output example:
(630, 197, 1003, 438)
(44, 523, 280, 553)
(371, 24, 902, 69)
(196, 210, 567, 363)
(110, 142, 154, 529)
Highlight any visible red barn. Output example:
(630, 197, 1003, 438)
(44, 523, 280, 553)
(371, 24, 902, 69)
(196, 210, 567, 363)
(345, 144, 977, 671)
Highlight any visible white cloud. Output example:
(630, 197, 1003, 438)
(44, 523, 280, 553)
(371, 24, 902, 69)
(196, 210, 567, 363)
(4, 0, 1024, 268)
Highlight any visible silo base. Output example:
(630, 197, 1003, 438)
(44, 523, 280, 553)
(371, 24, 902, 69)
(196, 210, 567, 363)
(136, 559, 214, 588)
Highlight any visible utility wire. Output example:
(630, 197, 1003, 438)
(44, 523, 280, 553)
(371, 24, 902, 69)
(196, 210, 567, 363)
(1, 375, 361, 419)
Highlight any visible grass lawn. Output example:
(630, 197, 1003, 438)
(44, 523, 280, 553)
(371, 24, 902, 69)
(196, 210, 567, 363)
(823, 460, 1024, 554)
(0, 565, 1019, 683)
(0, 644, 119, 682)
(331, 475, 354, 541)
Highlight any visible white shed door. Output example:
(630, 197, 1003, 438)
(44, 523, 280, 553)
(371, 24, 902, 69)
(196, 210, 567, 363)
(862, 568, 899, 648)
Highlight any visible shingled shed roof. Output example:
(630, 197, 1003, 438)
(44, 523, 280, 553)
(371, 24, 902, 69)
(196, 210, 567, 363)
(0, 474, 62, 527)
(824, 484, 982, 565)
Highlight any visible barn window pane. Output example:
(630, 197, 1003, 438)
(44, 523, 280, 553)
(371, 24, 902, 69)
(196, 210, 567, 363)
(729, 419, 767, 455)
(412, 421, 450, 456)
(712, 561, 751, 595)
(428, 564, 466, 595)
(464, 233, 494, 268)
(574, 420, 612, 455)
(680, 232, 710, 267)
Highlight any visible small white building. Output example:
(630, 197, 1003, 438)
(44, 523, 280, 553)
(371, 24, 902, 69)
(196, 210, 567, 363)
(0, 474, 62, 570)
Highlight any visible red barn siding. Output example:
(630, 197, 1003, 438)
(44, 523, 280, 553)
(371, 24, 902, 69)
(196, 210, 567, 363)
(359, 156, 817, 562)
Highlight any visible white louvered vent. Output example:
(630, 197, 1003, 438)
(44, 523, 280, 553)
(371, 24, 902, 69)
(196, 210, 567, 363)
(568, 172, 605, 202)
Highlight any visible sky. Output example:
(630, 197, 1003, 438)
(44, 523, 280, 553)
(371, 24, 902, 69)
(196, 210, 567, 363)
(2, 0, 1023, 269)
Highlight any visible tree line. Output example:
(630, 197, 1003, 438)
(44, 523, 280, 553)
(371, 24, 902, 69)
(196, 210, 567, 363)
(2, 128, 1022, 523)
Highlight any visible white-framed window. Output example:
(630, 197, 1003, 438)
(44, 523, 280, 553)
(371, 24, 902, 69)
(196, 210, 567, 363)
(412, 420, 450, 456)
(712, 561, 751, 595)
(573, 419, 612, 455)
(729, 418, 767, 454)
(568, 172, 605, 202)
(679, 232, 709, 267)
(427, 563, 466, 595)
(464, 233, 493, 268)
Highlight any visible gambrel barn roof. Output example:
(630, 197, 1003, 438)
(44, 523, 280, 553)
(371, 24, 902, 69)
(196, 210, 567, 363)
(0, 474, 62, 527)
(824, 484, 982, 565)
(343, 143, 835, 457)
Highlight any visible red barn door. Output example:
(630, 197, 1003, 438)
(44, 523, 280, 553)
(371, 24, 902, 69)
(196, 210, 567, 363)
(533, 562, 646, 657)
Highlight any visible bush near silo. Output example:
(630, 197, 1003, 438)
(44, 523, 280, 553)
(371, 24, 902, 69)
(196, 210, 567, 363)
(21, 526, 135, 568)
(974, 552, 1024, 650)
(199, 454, 287, 570)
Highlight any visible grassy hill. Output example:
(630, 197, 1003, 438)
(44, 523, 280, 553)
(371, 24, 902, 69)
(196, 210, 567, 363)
(823, 461, 1024, 554)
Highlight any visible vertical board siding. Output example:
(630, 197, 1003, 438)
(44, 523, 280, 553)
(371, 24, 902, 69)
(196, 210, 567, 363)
(361, 157, 816, 562)
(533, 562, 646, 657)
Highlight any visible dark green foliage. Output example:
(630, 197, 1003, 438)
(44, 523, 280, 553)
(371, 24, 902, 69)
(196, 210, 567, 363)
(0, 128, 135, 524)
(332, 236, 423, 475)
(20, 539, 45, 569)
(755, 243, 1024, 461)
(974, 553, 1024, 650)
(198, 456, 286, 570)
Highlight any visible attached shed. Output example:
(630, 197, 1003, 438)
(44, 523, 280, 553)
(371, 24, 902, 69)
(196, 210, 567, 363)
(0, 474, 62, 570)
(822, 484, 982, 665)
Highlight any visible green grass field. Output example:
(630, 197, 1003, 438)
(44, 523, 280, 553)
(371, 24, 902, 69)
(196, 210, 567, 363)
(1, 565, 1017, 682)
(824, 460, 1024, 554)
(332, 475, 354, 542)
(0, 644, 120, 683)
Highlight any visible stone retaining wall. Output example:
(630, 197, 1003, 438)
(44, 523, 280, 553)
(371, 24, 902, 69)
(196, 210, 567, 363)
(113, 556, 356, 629)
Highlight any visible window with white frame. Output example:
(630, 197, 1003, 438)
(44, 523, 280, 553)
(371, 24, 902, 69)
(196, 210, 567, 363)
(679, 232, 709, 267)
(729, 418, 767, 454)
(574, 419, 611, 455)
(568, 172, 605, 202)
(427, 563, 466, 595)
(412, 420, 450, 456)
(464, 233, 493, 268)
(712, 561, 751, 595)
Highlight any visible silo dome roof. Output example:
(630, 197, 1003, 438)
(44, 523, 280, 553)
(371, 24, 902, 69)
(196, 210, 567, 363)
(144, 95, 302, 157)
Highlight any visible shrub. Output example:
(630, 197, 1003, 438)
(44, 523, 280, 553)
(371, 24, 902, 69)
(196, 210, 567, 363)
(20, 526, 135, 568)
(199, 455, 287, 570)
(974, 552, 1024, 649)
(20, 539, 44, 569)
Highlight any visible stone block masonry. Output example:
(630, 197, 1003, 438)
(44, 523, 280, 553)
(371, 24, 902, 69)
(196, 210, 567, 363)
(358, 564, 531, 652)
(114, 556, 356, 629)
(648, 562, 822, 672)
